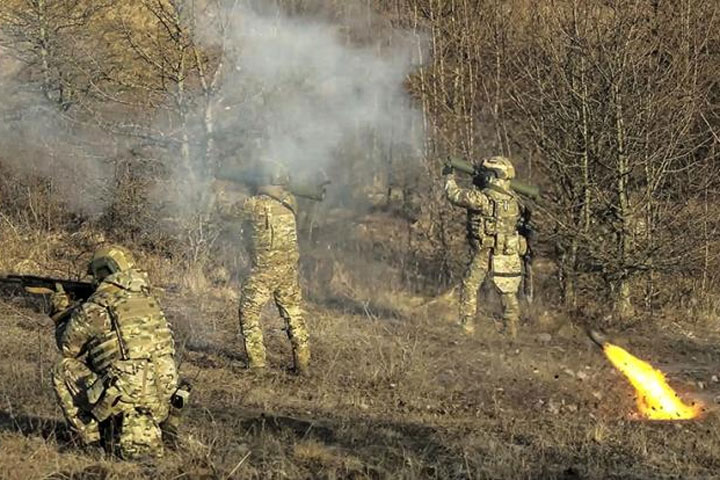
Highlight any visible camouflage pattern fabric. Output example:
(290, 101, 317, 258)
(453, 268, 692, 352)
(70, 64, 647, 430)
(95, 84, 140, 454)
(53, 269, 178, 459)
(445, 174, 524, 337)
(52, 357, 101, 444)
(119, 409, 164, 459)
(236, 187, 310, 373)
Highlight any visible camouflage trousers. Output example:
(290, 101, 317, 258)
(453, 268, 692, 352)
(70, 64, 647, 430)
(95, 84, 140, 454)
(459, 247, 521, 337)
(52, 356, 177, 460)
(239, 262, 310, 372)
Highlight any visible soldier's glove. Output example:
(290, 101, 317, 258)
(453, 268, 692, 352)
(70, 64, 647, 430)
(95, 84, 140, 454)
(442, 163, 454, 176)
(50, 283, 71, 314)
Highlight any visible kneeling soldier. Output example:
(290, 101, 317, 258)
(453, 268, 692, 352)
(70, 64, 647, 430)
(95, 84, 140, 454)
(51, 246, 184, 460)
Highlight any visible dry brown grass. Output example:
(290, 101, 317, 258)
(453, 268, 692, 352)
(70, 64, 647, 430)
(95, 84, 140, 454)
(1, 224, 720, 480)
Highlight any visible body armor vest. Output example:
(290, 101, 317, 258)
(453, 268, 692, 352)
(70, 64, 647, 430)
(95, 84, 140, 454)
(244, 191, 300, 267)
(87, 271, 175, 372)
(467, 188, 522, 254)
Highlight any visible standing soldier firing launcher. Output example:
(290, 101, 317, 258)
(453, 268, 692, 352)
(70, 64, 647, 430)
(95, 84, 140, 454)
(51, 246, 186, 460)
(444, 156, 528, 338)
(235, 162, 311, 375)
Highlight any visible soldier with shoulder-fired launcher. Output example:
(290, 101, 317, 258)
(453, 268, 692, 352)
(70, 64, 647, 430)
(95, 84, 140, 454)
(444, 156, 530, 338)
(230, 161, 311, 376)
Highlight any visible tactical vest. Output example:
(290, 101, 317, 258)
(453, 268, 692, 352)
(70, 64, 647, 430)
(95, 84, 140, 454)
(467, 188, 523, 255)
(87, 272, 175, 372)
(244, 191, 300, 267)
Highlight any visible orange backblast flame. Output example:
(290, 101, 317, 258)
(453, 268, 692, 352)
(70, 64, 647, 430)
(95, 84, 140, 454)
(603, 343, 702, 420)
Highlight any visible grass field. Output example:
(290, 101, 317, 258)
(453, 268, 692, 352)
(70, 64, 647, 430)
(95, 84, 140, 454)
(0, 225, 719, 479)
(2, 271, 720, 479)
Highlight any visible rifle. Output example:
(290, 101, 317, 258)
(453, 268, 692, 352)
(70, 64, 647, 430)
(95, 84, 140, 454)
(0, 274, 95, 323)
(0, 274, 94, 300)
(216, 167, 331, 202)
(447, 157, 540, 200)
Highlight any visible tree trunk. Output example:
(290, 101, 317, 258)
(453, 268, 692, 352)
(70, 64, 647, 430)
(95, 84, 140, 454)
(613, 82, 634, 320)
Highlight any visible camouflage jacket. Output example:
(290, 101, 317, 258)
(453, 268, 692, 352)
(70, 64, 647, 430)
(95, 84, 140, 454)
(55, 269, 175, 373)
(445, 175, 524, 255)
(238, 188, 300, 269)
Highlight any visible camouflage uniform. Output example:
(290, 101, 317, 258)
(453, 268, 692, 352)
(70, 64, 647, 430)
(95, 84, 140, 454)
(237, 185, 310, 374)
(445, 157, 526, 337)
(52, 246, 178, 460)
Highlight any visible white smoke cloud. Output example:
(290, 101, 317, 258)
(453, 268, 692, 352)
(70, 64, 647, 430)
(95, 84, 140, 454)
(205, 2, 424, 180)
(0, 0, 426, 224)
(0, 47, 114, 218)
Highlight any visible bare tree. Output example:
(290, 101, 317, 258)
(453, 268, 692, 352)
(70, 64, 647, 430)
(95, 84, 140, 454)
(509, 0, 720, 319)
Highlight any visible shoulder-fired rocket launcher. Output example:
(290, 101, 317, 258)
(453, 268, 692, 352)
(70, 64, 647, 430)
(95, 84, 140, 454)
(448, 157, 540, 200)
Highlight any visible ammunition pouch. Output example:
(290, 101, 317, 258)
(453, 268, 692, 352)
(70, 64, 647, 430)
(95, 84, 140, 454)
(88, 331, 122, 372)
(494, 233, 522, 256)
(88, 376, 123, 422)
(518, 236, 528, 256)
(483, 218, 497, 237)
(471, 235, 495, 250)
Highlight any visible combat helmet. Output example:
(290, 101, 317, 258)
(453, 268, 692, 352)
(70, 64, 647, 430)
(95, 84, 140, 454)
(88, 245, 136, 281)
(482, 156, 516, 180)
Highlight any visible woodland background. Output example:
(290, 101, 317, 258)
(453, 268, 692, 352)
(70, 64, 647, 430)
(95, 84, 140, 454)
(0, 0, 720, 317)
(1, 0, 719, 323)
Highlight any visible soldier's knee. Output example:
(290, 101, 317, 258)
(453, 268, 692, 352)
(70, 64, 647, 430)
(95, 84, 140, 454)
(153, 356, 178, 400)
(503, 292, 519, 305)
(280, 304, 303, 321)
(240, 320, 264, 340)
(461, 272, 486, 297)
(239, 307, 263, 331)
(289, 328, 309, 347)
(461, 272, 482, 288)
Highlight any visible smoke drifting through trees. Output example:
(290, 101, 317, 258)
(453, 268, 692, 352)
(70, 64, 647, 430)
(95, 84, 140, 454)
(206, 4, 423, 174)
(0, 0, 719, 322)
(0, 0, 424, 221)
(0, 48, 114, 218)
